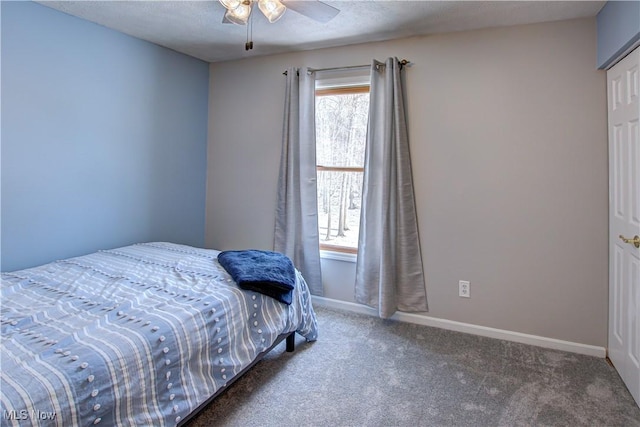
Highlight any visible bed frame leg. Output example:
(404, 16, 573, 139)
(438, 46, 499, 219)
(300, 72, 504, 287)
(286, 333, 295, 352)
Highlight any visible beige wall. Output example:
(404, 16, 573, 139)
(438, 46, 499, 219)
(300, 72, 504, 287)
(206, 18, 608, 346)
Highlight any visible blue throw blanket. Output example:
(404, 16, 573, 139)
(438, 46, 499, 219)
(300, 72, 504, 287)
(217, 250, 296, 305)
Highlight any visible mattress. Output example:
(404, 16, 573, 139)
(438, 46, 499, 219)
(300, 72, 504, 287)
(0, 242, 318, 426)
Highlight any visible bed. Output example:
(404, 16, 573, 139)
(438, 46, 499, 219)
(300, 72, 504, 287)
(0, 242, 318, 426)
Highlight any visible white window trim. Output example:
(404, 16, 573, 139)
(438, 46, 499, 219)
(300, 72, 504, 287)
(320, 249, 357, 263)
(315, 69, 371, 90)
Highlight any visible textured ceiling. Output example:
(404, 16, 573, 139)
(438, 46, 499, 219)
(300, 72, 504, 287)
(36, 1, 606, 63)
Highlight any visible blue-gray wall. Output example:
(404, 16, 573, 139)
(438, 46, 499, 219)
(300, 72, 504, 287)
(597, 0, 640, 69)
(1, 2, 209, 271)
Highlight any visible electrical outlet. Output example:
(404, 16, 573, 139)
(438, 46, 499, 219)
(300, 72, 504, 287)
(459, 280, 470, 298)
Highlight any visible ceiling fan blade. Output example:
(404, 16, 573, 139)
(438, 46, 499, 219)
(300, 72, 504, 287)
(284, 1, 339, 23)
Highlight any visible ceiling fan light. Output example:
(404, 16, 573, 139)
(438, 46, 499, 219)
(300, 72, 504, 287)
(225, 3, 251, 25)
(219, 0, 241, 10)
(258, 0, 286, 23)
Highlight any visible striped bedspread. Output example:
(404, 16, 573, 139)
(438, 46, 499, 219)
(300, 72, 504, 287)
(0, 243, 318, 426)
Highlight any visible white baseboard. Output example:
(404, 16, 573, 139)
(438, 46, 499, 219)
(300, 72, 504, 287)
(311, 296, 606, 358)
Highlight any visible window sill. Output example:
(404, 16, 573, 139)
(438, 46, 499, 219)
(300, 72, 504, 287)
(320, 250, 357, 263)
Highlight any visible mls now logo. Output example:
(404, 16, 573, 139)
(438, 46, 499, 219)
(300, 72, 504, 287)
(3, 409, 57, 421)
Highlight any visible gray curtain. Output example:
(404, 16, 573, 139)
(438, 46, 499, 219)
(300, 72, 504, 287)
(355, 58, 428, 318)
(274, 67, 323, 296)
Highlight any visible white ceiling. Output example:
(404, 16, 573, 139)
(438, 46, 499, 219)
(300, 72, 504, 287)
(36, 1, 606, 63)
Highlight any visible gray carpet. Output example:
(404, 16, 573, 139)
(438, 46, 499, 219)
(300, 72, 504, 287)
(186, 306, 640, 427)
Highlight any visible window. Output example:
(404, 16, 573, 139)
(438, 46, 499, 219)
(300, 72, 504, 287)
(315, 84, 370, 254)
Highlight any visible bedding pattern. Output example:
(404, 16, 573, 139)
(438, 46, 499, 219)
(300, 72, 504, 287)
(0, 242, 318, 426)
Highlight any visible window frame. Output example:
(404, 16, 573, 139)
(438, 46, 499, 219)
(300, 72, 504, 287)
(315, 84, 369, 255)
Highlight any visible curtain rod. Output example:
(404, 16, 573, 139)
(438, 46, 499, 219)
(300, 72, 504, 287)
(283, 59, 410, 75)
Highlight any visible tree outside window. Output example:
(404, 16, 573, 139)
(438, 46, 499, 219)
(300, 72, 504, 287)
(315, 86, 369, 254)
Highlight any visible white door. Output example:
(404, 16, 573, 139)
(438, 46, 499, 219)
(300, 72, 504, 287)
(608, 46, 640, 407)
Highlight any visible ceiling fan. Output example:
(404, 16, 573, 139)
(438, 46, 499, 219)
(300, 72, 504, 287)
(220, 0, 340, 50)
(220, 0, 340, 26)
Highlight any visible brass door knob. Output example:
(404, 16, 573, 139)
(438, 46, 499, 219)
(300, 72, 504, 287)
(619, 235, 640, 248)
